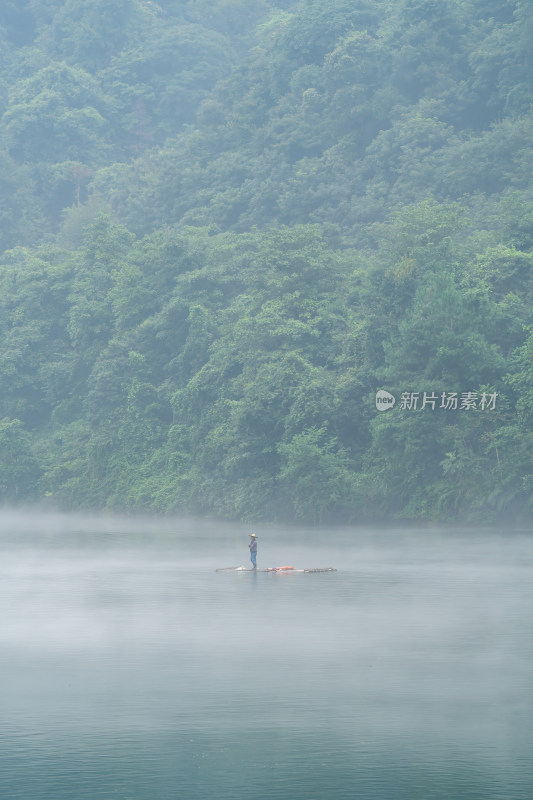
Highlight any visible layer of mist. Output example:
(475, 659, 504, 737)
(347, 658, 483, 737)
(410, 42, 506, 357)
(1, 511, 532, 799)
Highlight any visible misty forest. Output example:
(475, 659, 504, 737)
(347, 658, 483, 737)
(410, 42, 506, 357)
(0, 0, 532, 524)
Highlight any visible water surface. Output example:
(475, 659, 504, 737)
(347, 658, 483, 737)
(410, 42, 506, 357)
(1, 512, 532, 799)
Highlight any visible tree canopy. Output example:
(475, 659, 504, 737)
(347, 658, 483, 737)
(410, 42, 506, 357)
(0, 0, 532, 523)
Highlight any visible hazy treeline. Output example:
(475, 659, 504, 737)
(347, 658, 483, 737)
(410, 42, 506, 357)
(0, 0, 532, 522)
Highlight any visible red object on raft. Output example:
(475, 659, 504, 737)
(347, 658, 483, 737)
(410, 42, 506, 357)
(267, 566, 294, 571)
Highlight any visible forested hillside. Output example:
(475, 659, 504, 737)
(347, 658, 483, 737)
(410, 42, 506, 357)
(1, 0, 532, 523)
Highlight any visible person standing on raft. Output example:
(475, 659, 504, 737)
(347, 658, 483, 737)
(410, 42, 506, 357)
(248, 533, 258, 569)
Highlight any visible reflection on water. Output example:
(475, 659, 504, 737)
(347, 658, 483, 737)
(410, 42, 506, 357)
(1, 512, 532, 799)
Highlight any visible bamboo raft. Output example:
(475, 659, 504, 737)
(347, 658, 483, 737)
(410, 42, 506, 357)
(215, 566, 336, 573)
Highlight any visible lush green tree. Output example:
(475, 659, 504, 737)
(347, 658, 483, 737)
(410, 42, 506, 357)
(0, 418, 40, 501)
(0, 149, 45, 249)
(0, 244, 74, 426)
(36, 0, 141, 70)
(103, 21, 236, 144)
(3, 61, 112, 164)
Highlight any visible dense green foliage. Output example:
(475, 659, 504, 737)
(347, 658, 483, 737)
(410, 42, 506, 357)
(0, 0, 532, 522)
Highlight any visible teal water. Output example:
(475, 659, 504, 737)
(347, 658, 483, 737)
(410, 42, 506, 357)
(1, 513, 532, 799)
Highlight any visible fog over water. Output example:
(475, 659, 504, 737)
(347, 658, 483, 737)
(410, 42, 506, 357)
(1, 511, 532, 799)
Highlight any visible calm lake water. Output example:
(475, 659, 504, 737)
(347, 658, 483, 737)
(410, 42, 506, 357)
(1, 512, 532, 800)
